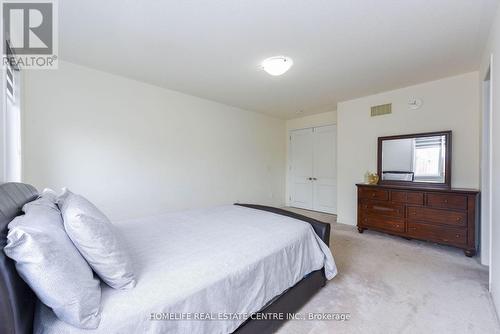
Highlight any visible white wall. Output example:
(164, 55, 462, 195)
(286, 111, 337, 132)
(337, 72, 480, 226)
(285, 111, 336, 205)
(22, 61, 286, 220)
(480, 2, 500, 320)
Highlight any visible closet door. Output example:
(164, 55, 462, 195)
(290, 128, 314, 209)
(312, 125, 337, 214)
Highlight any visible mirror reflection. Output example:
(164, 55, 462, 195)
(381, 135, 447, 183)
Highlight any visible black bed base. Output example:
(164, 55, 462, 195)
(234, 204, 330, 334)
(234, 269, 326, 334)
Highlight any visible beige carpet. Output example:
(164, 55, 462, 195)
(277, 207, 500, 334)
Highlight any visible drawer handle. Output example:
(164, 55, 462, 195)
(456, 217, 461, 222)
(409, 227, 417, 231)
(455, 234, 461, 238)
(444, 199, 449, 203)
(371, 193, 376, 197)
(394, 224, 400, 228)
(373, 205, 394, 212)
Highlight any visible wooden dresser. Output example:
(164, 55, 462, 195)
(356, 184, 480, 256)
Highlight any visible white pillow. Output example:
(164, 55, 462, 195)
(4, 193, 102, 329)
(58, 189, 136, 289)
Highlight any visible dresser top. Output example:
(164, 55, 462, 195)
(356, 183, 480, 194)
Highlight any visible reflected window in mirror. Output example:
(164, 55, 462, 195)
(413, 136, 446, 182)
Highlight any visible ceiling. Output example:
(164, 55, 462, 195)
(59, 0, 498, 119)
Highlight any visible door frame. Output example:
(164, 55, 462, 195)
(482, 69, 493, 268)
(481, 55, 494, 287)
(287, 123, 337, 212)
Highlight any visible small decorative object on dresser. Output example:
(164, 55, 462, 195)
(357, 130, 480, 257)
(364, 171, 379, 185)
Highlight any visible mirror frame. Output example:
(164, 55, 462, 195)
(377, 130, 452, 188)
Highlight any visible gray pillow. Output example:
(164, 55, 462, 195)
(58, 189, 136, 289)
(4, 193, 102, 329)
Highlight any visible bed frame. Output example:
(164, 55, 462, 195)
(0, 183, 331, 334)
(233, 204, 330, 333)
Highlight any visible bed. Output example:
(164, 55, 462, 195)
(0, 183, 337, 334)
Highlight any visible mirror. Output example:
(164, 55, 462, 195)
(378, 131, 451, 187)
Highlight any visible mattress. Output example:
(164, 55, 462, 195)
(34, 205, 337, 334)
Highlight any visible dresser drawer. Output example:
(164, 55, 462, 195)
(360, 201, 404, 218)
(360, 215, 404, 233)
(407, 206, 466, 226)
(427, 193, 467, 210)
(391, 191, 424, 205)
(361, 216, 405, 233)
(407, 223, 466, 246)
(359, 188, 389, 201)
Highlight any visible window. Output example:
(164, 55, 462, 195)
(413, 136, 446, 182)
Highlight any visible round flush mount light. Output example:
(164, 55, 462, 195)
(261, 56, 293, 76)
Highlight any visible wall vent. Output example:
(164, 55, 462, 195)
(371, 103, 392, 117)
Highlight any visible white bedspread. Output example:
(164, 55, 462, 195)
(34, 205, 337, 334)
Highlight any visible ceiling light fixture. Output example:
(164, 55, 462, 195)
(261, 56, 293, 76)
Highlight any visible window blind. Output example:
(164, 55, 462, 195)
(6, 63, 14, 101)
(415, 136, 444, 149)
(5, 41, 17, 102)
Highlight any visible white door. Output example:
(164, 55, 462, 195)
(290, 128, 314, 209)
(289, 125, 337, 214)
(313, 125, 337, 213)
